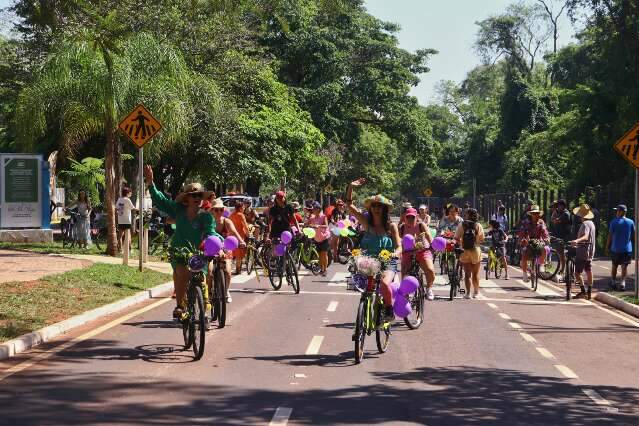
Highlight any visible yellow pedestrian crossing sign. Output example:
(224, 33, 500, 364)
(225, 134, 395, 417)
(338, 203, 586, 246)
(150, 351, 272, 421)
(423, 188, 433, 197)
(118, 104, 162, 148)
(324, 184, 333, 193)
(614, 122, 639, 168)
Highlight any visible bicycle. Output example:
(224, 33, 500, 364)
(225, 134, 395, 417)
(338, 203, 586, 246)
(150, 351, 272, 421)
(551, 237, 591, 300)
(336, 235, 355, 264)
(485, 246, 505, 280)
(507, 231, 521, 266)
(522, 239, 547, 292)
(290, 233, 321, 275)
(208, 253, 227, 328)
(60, 210, 78, 248)
(349, 269, 392, 364)
(402, 249, 426, 329)
(445, 240, 464, 301)
(264, 238, 300, 294)
(181, 254, 209, 361)
(244, 236, 262, 275)
(148, 218, 170, 256)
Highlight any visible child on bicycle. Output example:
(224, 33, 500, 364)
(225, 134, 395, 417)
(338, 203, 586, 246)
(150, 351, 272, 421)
(488, 219, 509, 279)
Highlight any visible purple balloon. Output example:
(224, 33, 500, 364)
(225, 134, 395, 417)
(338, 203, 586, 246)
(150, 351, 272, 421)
(281, 230, 293, 245)
(274, 243, 287, 257)
(390, 281, 400, 296)
(222, 209, 230, 218)
(399, 276, 419, 295)
(431, 237, 447, 252)
(402, 234, 416, 251)
(203, 235, 223, 256)
(393, 294, 412, 318)
(223, 236, 239, 251)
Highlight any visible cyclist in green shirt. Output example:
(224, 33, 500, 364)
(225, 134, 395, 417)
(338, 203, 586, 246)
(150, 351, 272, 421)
(144, 165, 222, 319)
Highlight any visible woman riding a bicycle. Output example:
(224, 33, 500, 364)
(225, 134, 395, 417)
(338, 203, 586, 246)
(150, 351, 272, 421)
(400, 208, 436, 300)
(518, 205, 549, 283)
(346, 178, 401, 322)
(144, 165, 222, 319)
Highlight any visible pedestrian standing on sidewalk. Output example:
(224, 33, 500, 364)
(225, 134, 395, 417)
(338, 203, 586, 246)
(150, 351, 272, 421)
(116, 187, 137, 253)
(606, 204, 635, 291)
(571, 204, 596, 300)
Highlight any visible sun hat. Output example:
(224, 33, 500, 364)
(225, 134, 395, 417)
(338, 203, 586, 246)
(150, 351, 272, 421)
(364, 194, 394, 209)
(210, 198, 225, 209)
(573, 203, 595, 219)
(291, 201, 300, 210)
(175, 182, 214, 203)
(614, 204, 627, 212)
(418, 204, 427, 210)
(527, 204, 542, 214)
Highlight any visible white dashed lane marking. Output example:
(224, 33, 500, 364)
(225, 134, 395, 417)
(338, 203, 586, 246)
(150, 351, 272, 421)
(499, 313, 511, 320)
(305, 336, 324, 355)
(487, 303, 499, 309)
(536, 347, 556, 359)
(269, 407, 293, 426)
(326, 301, 339, 312)
(555, 364, 579, 379)
(519, 332, 537, 343)
(509, 322, 522, 329)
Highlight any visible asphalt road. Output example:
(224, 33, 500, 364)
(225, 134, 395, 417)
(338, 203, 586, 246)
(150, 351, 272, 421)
(1, 260, 639, 425)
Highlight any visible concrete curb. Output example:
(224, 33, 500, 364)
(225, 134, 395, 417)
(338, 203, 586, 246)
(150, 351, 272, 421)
(0, 281, 173, 360)
(594, 292, 639, 319)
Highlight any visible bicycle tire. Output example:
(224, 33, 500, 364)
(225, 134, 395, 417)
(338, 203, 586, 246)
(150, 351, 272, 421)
(538, 248, 560, 281)
(337, 237, 354, 264)
(531, 259, 539, 291)
(485, 259, 491, 281)
(354, 299, 367, 363)
(496, 260, 503, 279)
(93, 228, 106, 252)
(191, 285, 206, 360)
(245, 247, 255, 275)
(404, 275, 425, 329)
(284, 253, 300, 294)
(375, 299, 391, 353)
(565, 258, 573, 300)
(305, 246, 322, 275)
(448, 257, 457, 301)
(268, 255, 283, 290)
(212, 265, 227, 328)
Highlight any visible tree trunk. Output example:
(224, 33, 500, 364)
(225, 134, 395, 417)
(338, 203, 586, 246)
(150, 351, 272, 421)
(104, 122, 119, 256)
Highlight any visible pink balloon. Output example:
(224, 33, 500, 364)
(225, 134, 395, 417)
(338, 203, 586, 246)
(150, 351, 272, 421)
(223, 236, 239, 251)
(203, 235, 223, 256)
(281, 230, 293, 245)
(399, 276, 419, 295)
(402, 234, 415, 251)
(393, 294, 412, 318)
(431, 237, 447, 252)
(337, 220, 346, 228)
(274, 243, 287, 257)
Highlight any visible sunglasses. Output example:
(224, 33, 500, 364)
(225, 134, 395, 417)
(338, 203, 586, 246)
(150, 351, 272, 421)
(190, 193, 203, 200)
(370, 203, 383, 209)
(213, 208, 224, 213)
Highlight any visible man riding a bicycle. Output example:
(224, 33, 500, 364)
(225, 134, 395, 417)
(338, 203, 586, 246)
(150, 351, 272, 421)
(518, 205, 549, 283)
(264, 191, 299, 244)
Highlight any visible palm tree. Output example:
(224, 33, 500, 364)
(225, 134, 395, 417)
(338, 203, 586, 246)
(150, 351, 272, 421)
(59, 157, 105, 206)
(15, 29, 193, 255)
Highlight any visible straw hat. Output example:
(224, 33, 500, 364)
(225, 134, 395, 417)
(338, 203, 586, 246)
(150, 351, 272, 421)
(573, 203, 595, 220)
(175, 183, 214, 203)
(364, 194, 394, 209)
(210, 198, 225, 209)
(527, 204, 542, 214)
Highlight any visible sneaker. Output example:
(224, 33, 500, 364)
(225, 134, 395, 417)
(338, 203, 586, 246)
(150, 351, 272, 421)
(321, 270, 327, 277)
(619, 281, 626, 291)
(426, 288, 435, 301)
(574, 291, 586, 299)
(587, 287, 592, 300)
(464, 293, 471, 300)
(553, 274, 563, 283)
(472, 291, 478, 299)
(523, 274, 530, 283)
(226, 291, 232, 303)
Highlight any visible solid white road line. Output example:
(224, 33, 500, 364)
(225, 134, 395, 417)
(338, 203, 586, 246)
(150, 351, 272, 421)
(516, 279, 561, 296)
(519, 332, 537, 343)
(583, 300, 639, 328)
(305, 336, 324, 355)
(0, 297, 172, 382)
(554, 364, 579, 379)
(509, 322, 522, 329)
(582, 389, 611, 406)
(499, 313, 512, 320)
(536, 347, 556, 359)
(487, 303, 499, 309)
(294, 373, 307, 378)
(269, 407, 293, 426)
(326, 301, 339, 312)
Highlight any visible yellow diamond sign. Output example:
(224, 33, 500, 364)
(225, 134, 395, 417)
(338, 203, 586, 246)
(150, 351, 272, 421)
(118, 104, 162, 148)
(614, 122, 639, 169)
(423, 188, 433, 197)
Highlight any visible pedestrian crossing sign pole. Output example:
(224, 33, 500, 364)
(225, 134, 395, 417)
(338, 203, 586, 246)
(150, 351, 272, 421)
(614, 122, 639, 298)
(119, 104, 162, 271)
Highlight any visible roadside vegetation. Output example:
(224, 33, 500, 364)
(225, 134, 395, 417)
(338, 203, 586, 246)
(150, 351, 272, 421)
(0, 263, 171, 342)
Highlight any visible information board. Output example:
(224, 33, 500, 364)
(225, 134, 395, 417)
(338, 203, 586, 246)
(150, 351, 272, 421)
(0, 154, 42, 228)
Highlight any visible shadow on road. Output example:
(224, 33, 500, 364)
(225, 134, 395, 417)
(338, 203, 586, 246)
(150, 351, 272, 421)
(1, 366, 637, 424)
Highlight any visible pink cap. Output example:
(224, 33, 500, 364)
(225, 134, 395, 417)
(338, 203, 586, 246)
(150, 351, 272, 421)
(405, 208, 418, 217)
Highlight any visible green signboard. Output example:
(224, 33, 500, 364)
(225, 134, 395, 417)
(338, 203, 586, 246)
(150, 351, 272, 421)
(4, 158, 39, 203)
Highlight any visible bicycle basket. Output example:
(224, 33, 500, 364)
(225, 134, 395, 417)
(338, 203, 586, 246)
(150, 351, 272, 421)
(347, 273, 367, 292)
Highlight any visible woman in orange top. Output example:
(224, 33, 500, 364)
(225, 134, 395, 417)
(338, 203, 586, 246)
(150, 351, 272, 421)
(229, 201, 249, 275)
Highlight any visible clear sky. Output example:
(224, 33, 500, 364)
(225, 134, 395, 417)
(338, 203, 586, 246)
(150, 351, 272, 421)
(364, 0, 576, 105)
(0, 0, 576, 105)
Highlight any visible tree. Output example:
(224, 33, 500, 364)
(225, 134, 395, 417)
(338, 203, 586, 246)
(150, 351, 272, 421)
(59, 156, 105, 205)
(536, 0, 568, 54)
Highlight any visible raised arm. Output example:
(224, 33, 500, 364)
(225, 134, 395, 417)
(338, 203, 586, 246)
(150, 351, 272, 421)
(144, 165, 177, 218)
(346, 178, 368, 230)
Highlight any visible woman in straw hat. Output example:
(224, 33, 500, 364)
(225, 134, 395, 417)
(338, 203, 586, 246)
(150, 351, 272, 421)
(144, 165, 221, 320)
(518, 204, 550, 283)
(570, 204, 596, 299)
(346, 178, 401, 322)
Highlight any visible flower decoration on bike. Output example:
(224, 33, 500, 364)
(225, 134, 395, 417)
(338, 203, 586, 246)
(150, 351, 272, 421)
(351, 248, 362, 257)
(378, 249, 392, 262)
(527, 238, 547, 257)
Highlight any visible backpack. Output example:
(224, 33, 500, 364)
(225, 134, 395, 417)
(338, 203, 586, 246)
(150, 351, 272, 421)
(462, 221, 477, 250)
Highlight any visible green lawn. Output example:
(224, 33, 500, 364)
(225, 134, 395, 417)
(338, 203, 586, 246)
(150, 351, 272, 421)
(619, 295, 639, 306)
(0, 263, 171, 343)
(0, 241, 166, 262)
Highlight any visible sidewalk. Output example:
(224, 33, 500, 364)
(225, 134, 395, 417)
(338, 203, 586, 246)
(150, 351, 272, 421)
(0, 249, 93, 284)
(59, 253, 172, 274)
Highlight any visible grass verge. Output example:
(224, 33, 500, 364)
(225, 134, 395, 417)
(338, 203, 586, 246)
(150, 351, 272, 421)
(0, 241, 166, 262)
(0, 263, 171, 343)
(619, 295, 639, 306)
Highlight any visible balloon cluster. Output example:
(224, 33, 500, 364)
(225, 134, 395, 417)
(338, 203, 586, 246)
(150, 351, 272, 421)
(330, 219, 356, 237)
(302, 227, 316, 239)
(203, 235, 239, 256)
(392, 276, 420, 318)
(274, 230, 294, 257)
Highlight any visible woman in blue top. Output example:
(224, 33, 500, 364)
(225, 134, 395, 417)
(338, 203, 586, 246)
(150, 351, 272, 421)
(346, 178, 401, 321)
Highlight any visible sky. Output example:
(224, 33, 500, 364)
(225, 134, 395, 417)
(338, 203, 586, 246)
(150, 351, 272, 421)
(0, 0, 577, 105)
(364, 0, 577, 105)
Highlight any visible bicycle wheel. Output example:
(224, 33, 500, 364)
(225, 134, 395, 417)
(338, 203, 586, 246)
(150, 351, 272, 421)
(485, 259, 491, 281)
(354, 298, 367, 363)
(448, 258, 457, 301)
(245, 247, 255, 274)
(565, 259, 573, 300)
(212, 266, 227, 328)
(530, 259, 539, 291)
(404, 275, 425, 329)
(338, 237, 353, 264)
(440, 253, 447, 275)
(93, 228, 106, 252)
(495, 259, 504, 279)
(268, 255, 283, 290)
(191, 285, 206, 360)
(538, 248, 560, 281)
(375, 299, 391, 353)
(305, 246, 322, 275)
(285, 253, 300, 294)
(182, 300, 192, 350)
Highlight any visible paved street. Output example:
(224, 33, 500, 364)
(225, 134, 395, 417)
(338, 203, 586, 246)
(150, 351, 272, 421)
(1, 262, 639, 425)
